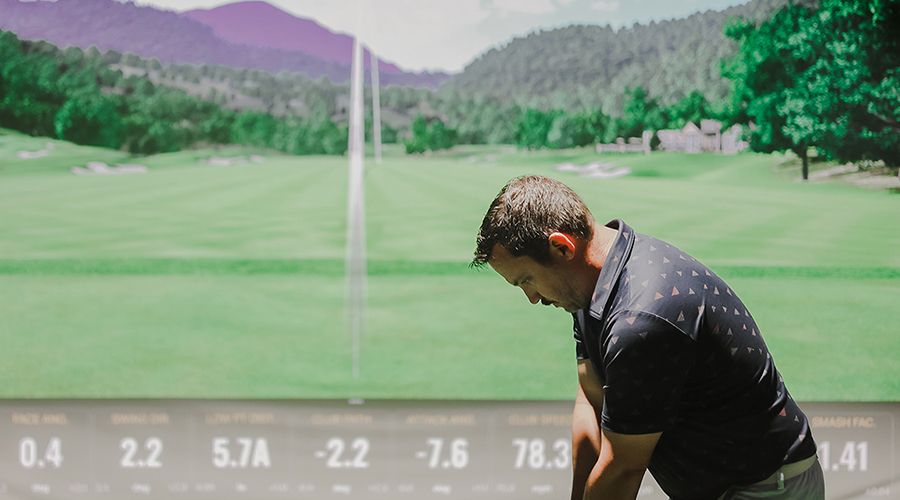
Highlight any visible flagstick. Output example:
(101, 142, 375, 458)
(346, 36, 366, 380)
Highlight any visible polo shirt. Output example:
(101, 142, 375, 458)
(573, 220, 816, 499)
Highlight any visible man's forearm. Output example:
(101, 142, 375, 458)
(582, 429, 661, 500)
(583, 460, 646, 500)
(571, 402, 601, 500)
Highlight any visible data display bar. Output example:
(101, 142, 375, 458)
(0, 400, 896, 499)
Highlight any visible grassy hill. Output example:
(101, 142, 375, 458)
(1, 129, 898, 401)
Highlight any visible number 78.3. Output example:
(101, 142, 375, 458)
(512, 438, 570, 470)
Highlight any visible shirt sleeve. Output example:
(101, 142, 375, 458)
(600, 311, 696, 435)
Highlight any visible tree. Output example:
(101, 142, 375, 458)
(404, 115, 458, 154)
(405, 116, 429, 154)
(426, 120, 458, 151)
(62, 46, 85, 72)
(614, 87, 667, 142)
(723, 0, 900, 178)
(311, 119, 348, 155)
(231, 110, 277, 149)
(54, 90, 124, 149)
(547, 108, 610, 149)
(723, 5, 820, 178)
(122, 87, 212, 154)
(515, 108, 562, 149)
(199, 109, 234, 145)
(0, 31, 66, 137)
(666, 91, 712, 129)
(85, 45, 102, 61)
(785, 0, 900, 168)
(102, 48, 122, 66)
(121, 52, 142, 67)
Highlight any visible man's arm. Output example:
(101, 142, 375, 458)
(572, 360, 603, 500)
(572, 360, 661, 500)
(584, 428, 660, 500)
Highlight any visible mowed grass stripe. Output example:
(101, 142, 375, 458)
(1, 259, 897, 279)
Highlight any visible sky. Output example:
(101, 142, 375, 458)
(130, 0, 752, 74)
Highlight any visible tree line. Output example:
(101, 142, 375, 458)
(0, 31, 348, 156)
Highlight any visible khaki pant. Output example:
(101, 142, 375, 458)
(718, 459, 825, 500)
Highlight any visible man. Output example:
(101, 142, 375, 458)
(472, 175, 824, 500)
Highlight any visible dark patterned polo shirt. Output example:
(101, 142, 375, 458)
(573, 220, 817, 500)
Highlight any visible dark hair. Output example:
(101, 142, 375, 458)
(472, 175, 594, 267)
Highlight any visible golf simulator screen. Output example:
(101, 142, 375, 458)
(0, 400, 896, 499)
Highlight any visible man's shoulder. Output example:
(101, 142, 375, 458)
(606, 234, 719, 340)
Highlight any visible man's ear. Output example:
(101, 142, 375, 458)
(548, 232, 577, 260)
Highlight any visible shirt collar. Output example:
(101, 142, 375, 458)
(586, 219, 634, 320)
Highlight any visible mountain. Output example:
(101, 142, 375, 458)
(180, 1, 404, 74)
(0, 0, 448, 88)
(449, 0, 815, 110)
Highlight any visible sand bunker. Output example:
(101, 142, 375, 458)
(71, 162, 148, 175)
(555, 161, 632, 178)
(17, 150, 50, 159)
(199, 155, 264, 166)
(16, 142, 55, 159)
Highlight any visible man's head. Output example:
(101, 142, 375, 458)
(472, 176, 597, 313)
(472, 175, 594, 266)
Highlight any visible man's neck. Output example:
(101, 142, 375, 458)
(587, 221, 619, 273)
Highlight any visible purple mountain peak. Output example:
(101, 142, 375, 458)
(180, 1, 404, 74)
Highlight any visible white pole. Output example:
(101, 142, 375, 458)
(346, 36, 366, 380)
(370, 50, 382, 164)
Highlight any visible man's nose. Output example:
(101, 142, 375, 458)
(523, 288, 542, 305)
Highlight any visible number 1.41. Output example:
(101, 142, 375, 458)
(818, 441, 867, 472)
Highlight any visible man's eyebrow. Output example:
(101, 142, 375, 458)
(512, 275, 529, 287)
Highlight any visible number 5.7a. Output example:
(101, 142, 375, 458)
(212, 437, 272, 469)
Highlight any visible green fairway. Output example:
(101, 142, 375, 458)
(1, 131, 898, 401)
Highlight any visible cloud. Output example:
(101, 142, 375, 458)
(490, 0, 556, 15)
(590, 1, 620, 11)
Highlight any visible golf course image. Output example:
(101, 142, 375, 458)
(1, 127, 898, 402)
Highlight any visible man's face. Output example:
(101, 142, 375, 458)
(488, 243, 588, 313)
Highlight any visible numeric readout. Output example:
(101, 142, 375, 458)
(18, 437, 63, 469)
(211, 437, 272, 469)
(511, 438, 570, 470)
